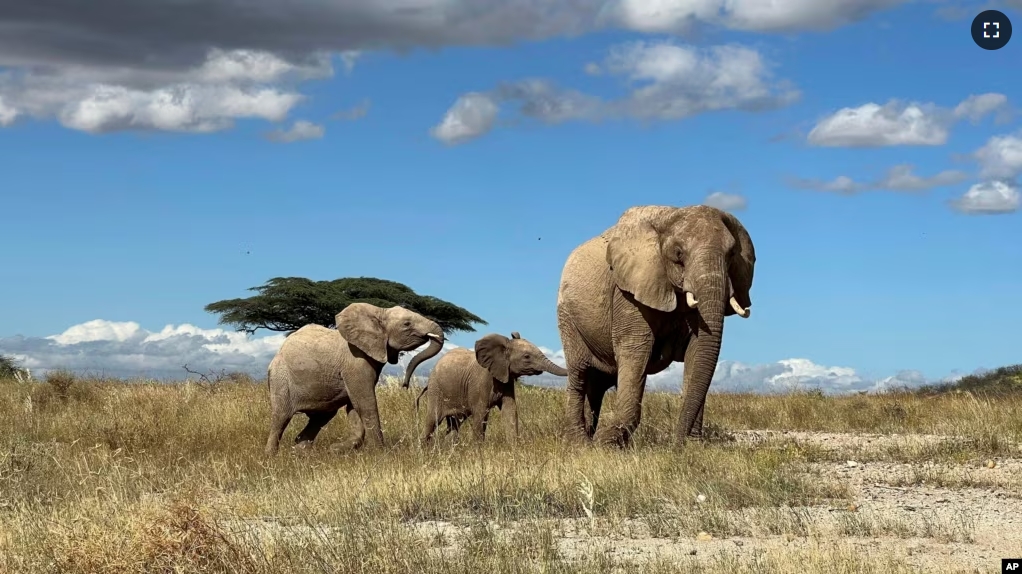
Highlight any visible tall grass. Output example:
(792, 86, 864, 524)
(1, 373, 1019, 573)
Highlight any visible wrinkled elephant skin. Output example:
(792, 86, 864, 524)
(556, 205, 756, 448)
(416, 332, 567, 444)
(264, 303, 444, 455)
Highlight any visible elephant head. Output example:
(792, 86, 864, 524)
(474, 332, 569, 384)
(605, 205, 756, 438)
(335, 303, 445, 387)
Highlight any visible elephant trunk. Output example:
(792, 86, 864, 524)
(677, 254, 727, 443)
(539, 356, 568, 377)
(402, 327, 444, 388)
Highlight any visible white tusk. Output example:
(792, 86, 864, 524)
(685, 292, 699, 308)
(427, 333, 443, 341)
(730, 297, 750, 318)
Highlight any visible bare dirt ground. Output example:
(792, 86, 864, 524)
(401, 430, 1022, 573)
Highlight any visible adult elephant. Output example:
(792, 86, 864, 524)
(556, 205, 755, 447)
(264, 302, 444, 455)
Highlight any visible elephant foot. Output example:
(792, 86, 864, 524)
(593, 425, 631, 449)
(563, 426, 593, 446)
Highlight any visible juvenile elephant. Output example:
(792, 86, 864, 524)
(557, 205, 756, 447)
(416, 332, 567, 444)
(264, 302, 444, 455)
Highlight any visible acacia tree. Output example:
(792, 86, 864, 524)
(204, 276, 487, 335)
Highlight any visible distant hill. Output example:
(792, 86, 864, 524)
(913, 364, 1022, 396)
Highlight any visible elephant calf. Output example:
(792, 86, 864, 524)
(264, 302, 444, 455)
(416, 332, 567, 444)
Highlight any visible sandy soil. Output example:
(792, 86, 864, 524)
(407, 430, 1022, 572)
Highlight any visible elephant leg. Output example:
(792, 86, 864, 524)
(594, 308, 652, 448)
(294, 410, 338, 447)
(345, 406, 366, 450)
(346, 381, 384, 449)
(264, 408, 294, 456)
(584, 372, 612, 439)
(420, 403, 441, 446)
(470, 410, 490, 441)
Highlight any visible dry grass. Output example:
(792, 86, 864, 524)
(1, 373, 1020, 573)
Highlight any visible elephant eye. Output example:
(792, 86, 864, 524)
(524, 353, 531, 359)
(403, 320, 411, 327)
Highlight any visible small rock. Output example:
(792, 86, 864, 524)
(846, 503, 859, 512)
(696, 494, 707, 504)
(846, 460, 859, 468)
(986, 459, 997, 469)
(696, 531, 713, 541)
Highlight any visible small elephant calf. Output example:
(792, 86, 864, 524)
(416, 332, 568, 444)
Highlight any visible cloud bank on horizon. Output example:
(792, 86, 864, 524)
(0, 319, 960, 395)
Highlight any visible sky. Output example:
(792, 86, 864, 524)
(1, 0, 1021, 394)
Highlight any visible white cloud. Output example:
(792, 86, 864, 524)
(949, 180, 1020, 215)
(0, 96, 18, 126)
(807, 94, 1008, 147)
(788, 174, 866, 194)
(609, 0, 906, 33)
(0, 48, 320, 134)
(973, 134, 1022, 180)
(807, 101, 949, 147)
(430, 92, 500, 145)
(2, 319, 955, 394)
(876, 164, 967, 191)
(266, 119, 325, 143)
(789, 164, 968, 194)
(703, 191, 748, 211)
(57, 84, 302, 134)
(434, 41, 798, 144)
(954, 92, 1010, 123)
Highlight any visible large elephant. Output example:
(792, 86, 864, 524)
(264, 302, 444, 455)
(415, 332, 567, 444)
(556, 205, 756, 447)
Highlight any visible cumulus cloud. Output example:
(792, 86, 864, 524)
(1, 319, 950, 395)
(0, 49, 323, 133)
(787, 175, 868, 195)
(946, 132, 1022, 215)
(430, 92, 500, 145)
(432, 41, 799, 144)
(609, 0, 906, 33)
(0, 1, 912, 135)
(973, 133, 1022, 180)
(0, 96, 18, 126)
(703, 191, 748, 211)
(948, 180, 1020, 215)
(807, 93, 1008, 147)
(265, 120, 325, 143)
(789, 164, 968, 194)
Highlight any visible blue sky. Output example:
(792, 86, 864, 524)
(1, 0, 1020, 392)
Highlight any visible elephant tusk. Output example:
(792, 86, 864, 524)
(685, 292, 699, 308)
(730, 297, 750, 318)
(426, 333, 443, 341)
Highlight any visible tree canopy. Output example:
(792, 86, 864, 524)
(0, 355, 25, 379)
(204, 277, 487, 335)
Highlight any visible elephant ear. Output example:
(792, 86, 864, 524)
(605, 218, 677, 313)
(475, 334, 511, 384)
(336, 303, 388, 364)
(719, 211, 756, 310)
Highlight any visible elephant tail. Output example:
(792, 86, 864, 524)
(414, 383, 429, 413)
